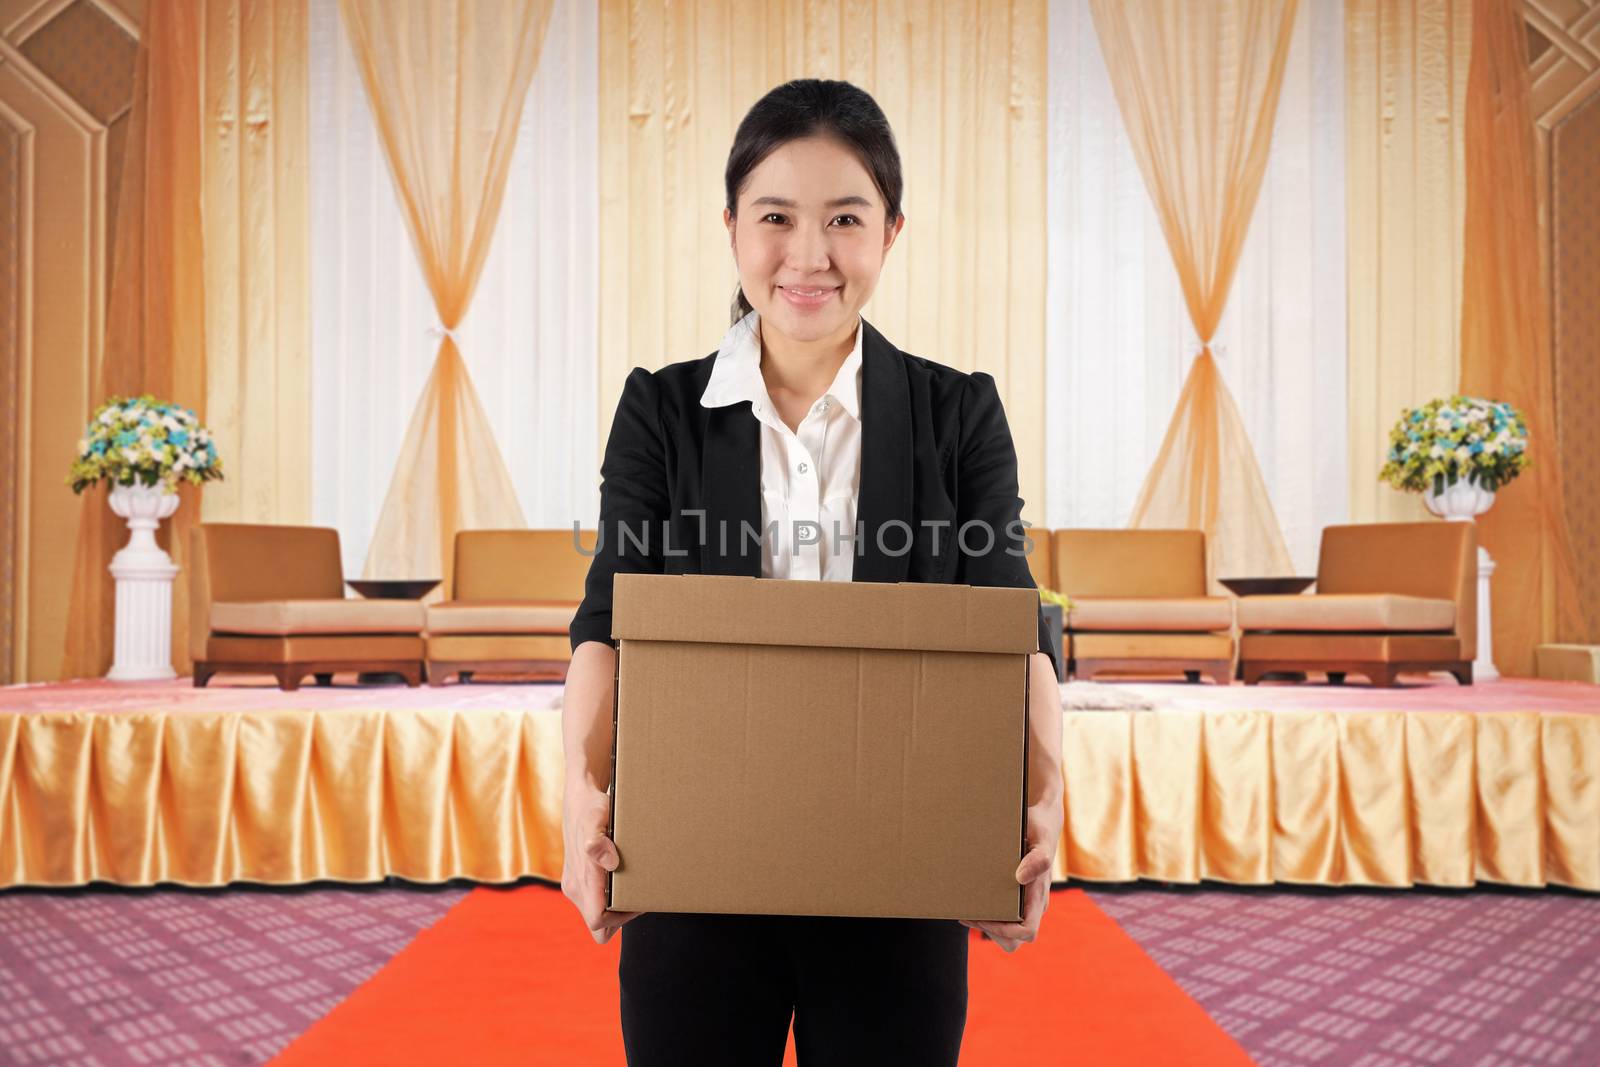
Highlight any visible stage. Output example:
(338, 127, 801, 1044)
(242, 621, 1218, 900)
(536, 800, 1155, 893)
(1, 675, 1596, 892)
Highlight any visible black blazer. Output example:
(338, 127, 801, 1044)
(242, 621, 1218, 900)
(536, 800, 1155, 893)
(569, 319, 1055, 669)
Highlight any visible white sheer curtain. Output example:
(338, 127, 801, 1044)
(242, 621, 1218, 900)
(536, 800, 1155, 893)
(308, 0, 599, 580)
(1045, 0, 1347, 574)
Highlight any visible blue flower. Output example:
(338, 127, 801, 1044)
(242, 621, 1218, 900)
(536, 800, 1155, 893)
(91, 440, 108, 455)
(169, 428, 189, 446)
(114, 430, 137, 447)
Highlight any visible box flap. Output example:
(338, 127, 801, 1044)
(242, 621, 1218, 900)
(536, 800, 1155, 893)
(612, 573, 1038, 655)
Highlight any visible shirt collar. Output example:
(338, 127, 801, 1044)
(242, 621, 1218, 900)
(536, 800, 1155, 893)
(699, 310, 863, 421)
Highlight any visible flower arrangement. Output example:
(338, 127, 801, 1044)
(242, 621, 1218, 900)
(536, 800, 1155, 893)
(1039, 587, 1073, 612)
(67, 395, 223, 494)
(1378, 395, 1529, 494)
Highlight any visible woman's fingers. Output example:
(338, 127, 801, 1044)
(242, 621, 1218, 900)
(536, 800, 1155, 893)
(965, 864, 1052, 953)
(562, 786, 638, 942)
(586, 831, 620, 871)
(590, 909, 640, 945)
(1014, 844, 1052, 885)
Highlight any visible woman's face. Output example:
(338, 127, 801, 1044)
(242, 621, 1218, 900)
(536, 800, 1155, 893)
(725, 136, 903, 346)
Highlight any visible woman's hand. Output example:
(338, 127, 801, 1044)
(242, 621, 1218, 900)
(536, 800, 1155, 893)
(960, 799, 1062, 952)
(560, 784, 640, 945)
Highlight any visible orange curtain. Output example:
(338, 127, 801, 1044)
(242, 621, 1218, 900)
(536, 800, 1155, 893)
(61, 1, 208, 679)
(1458, 0, 1588, 676)
(338, 0, 552, 592)
(1089, 0, 1298, 584)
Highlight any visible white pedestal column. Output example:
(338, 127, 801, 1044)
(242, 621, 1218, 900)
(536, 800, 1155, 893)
(106, 485, 181, 682)
(1475, 545, 1499, 683)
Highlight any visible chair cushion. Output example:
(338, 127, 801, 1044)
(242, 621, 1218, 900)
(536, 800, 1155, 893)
(1070, 632, 1234, 661)
(1068, 596, 1232, 632)
(425, 599, 579, 635)
(1237, 593, 1454, 633)
(211, 599, 424, 636)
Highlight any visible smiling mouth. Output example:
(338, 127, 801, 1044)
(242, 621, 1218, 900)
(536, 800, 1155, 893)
(779, 285, 838, 300)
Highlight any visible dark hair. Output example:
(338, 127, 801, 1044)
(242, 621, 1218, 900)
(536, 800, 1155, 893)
(724, 79, 904, 324)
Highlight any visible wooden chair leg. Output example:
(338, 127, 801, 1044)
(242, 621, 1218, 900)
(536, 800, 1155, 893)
(401, 663, 423, 688)
(427, 662, 449, 688)
(1208, 664, 1232, 686)
(277, 665, 304, 692)
(193, 664, 214, 688)
(1366, 665, 1398, 688)
(1241, 662, 1265, 685)
(1450, 663, 1474, 686)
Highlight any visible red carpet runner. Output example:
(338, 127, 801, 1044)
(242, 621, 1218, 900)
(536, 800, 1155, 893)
(271, 886, 1252, 1065)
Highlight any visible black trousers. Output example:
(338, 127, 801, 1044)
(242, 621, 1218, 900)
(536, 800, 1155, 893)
(618, 912, 969, 1066)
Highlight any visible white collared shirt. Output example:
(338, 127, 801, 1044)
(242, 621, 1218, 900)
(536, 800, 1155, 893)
(699, 311, 863, 582)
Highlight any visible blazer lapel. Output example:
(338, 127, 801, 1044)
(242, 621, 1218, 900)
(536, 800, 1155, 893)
(853, 320, 913, 583)
(700, 402, 763, 576)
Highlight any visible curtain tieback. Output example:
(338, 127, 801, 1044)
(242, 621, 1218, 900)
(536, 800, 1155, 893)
(426, 323, 460, 344)
(1186, 338, 1228, 361)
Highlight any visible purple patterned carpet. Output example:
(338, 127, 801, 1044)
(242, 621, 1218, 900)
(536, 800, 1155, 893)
(3, 883, 1598, 1065)
(0, 884, 467, 1066)
(1089, 886, 1600, 1067)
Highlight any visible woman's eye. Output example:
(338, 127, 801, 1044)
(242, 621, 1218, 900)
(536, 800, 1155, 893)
(762, 213, 788, 225)
(831, 215, 860, 227)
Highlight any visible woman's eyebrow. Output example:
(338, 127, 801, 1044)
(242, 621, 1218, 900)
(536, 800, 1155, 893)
(750, 195, 873, 209)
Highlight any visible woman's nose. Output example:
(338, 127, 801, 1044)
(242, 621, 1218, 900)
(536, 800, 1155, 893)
(784, 225, 831, 273)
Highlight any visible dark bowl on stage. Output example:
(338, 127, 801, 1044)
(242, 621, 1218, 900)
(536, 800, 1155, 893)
(1219, 576, 1316, 598)
(347, 579, 442, 600)
(345, 579, 441, 684)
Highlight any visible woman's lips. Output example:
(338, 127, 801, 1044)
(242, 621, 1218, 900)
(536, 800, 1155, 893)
(777, 285, 838, 311)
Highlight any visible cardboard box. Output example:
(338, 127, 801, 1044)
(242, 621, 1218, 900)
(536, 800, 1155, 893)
(607, 573, 1036, 921)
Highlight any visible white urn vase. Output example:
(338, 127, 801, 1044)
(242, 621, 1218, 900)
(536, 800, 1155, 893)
(106, 483, 181, 681)
(1424, 478, 1496, 522)
(1423, 478, 1498, 682)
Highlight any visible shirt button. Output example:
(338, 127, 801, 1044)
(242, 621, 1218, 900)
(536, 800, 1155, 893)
(798, 462, 809, 474)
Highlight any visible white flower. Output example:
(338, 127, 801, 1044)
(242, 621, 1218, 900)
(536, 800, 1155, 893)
(76, 438, 88, 456)
(121, 447, 140, 464)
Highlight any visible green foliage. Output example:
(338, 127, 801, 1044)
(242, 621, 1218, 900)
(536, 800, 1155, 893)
(67, 395, 224, 494)
(1378, 395, 1529, 495)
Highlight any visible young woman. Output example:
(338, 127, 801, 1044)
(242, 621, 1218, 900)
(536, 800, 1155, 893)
(561, 79, 1065, 1066)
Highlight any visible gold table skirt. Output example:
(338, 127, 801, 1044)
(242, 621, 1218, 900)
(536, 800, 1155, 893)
(1, 708, 1595, 890)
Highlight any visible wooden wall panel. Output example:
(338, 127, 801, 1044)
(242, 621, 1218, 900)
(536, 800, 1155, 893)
(1528, 0, 1600, 642)
(0, 0, 133, 682)
(0, 44, 105, 683)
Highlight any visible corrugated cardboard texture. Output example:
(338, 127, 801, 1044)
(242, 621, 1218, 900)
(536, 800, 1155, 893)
(612, 573, 1039, 655)
(609, 574, 1033, 921)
